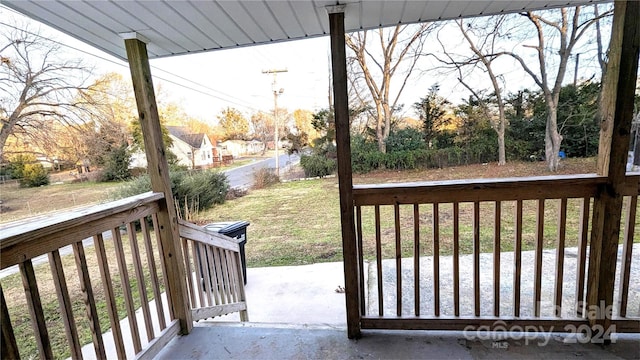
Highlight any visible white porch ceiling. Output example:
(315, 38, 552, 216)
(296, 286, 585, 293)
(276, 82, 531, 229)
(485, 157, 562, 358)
(3, 0, 606, 60)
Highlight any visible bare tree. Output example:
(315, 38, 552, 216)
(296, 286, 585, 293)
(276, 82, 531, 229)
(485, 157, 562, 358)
(346, 23, 435, 153)
(0, 23, 97, 162)
(505, 6, 612, 171)
(250, 111, 273, 154)
(435, 17, 511, 165)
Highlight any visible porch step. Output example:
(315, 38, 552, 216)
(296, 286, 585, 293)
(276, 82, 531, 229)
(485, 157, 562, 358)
(156, 322, 640, 359)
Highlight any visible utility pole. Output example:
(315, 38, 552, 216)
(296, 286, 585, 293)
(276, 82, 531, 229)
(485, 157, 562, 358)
(573, 53, 580, 86)
(262, 69, 288, 176)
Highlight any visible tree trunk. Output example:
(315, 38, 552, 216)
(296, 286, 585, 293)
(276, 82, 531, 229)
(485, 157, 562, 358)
(496, 87, 507, 166)
(497, 127, 506, 165)
(345, 25, 431, 156)
(0, 127, 10, 162)
(382, 101, 392, 150)
(376, 103, 386, 153)
(545, 106, 563, 171)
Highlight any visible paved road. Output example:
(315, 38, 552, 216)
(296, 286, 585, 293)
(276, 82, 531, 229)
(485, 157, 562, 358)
(225, 153, 300, 189)
(0, 154, 301, 279)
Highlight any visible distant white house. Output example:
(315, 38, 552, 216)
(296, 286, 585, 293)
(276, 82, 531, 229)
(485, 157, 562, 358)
(219, 139, 263, 158)
(130, 126, 219, 169)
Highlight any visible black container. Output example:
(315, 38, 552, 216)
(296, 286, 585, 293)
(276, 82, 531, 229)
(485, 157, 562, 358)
(204, 221, 250, 284)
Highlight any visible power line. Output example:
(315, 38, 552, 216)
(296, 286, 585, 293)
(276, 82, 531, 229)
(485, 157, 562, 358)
(0, 17, 261, 112)
(262, 68, 287, 176)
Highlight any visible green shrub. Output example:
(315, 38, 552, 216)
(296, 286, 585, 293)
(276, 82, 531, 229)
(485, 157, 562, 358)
(113, 170, 229, 218)
(175, 171, 229, 213)
(100, 144, 132, 182)
(20, 163, 49, 187)
(428, 147, 464, 168)
(351, 135, 381, 173)
(385, 128, 426, 152)
(8, 154, 36, 180)
(111, 175, 152, 199)
(505, 139, 535, 162)
(300, 154, 336, 178)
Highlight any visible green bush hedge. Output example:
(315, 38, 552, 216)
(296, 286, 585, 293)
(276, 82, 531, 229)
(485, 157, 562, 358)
(113, 170, 229, 218)
(300, 154, 336, 178)
(20, 163, 50, 187)
(349, 146, 497, 173)
(100, 144, 132, 182)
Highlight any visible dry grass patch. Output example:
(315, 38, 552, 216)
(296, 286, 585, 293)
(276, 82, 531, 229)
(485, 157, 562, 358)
(0, 181, 120, 224)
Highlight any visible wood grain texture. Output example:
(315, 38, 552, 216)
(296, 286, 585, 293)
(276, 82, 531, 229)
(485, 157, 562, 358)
(473, 201, 480, 317)
(72, 241, 106, 359)
(493, 201, 501, 317)
(94, 234, 126, 358)
(126, 222, 154, 342)
(112, 228, 142, 353)
(618, 195, 637, 317)
(353, 174, 639, 206)
(554, 199, 567, 317)
(534, 200, 544, 317)
(141, 219, 166, 330)
(514, 200, 523, 318)
(178, 220, 240, 252)
(48, 250, 82, 360)
(453, 202, 460, 317)
(234, 253, 250, 322)
(356, 206, 366, 315)
(433, 203, 440, 317)
(361, 317, 640, 332)
(191, 303, 247, 321)
(375, 206, 383, 316)
(152, 214, 173, 320)
(395, 204, 402, 317)
(135, 320, 180, 360)
(588, 0, 640, 332)
(0, 192, 163, 246)
(1, 199, 161, 269)
(19, 260, 52, 359)
(575, 198, 590, 317)
(182, 238, 197, 309)
(329, 9, 361, 339)
(413, 204, 420, 317)
(125, 38, 192, 334)
(1, 284, 20, 360)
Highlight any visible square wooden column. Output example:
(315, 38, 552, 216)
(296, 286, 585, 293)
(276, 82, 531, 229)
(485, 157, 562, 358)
(124, 36, 193, 334)
(328, 6, 362, 339)
(587, 0, 639, 337)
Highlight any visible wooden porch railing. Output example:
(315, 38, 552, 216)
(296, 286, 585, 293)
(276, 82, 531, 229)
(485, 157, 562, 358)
(0, 192, 248, 359)
(178, 220, 249, 322)
(353, 174, 640, 333)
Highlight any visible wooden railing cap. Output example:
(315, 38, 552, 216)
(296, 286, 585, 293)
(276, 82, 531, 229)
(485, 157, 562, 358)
(0, 192, 164, 246)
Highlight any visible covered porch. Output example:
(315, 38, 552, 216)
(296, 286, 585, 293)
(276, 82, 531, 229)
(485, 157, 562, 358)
(1, 0, 639, 359)
(156, 324, 640, 359)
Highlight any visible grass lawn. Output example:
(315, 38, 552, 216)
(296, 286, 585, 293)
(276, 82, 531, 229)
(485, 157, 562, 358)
(196, 157, 639, 267)
(1, 157, 638, 359)
(0, 181, 121, 224)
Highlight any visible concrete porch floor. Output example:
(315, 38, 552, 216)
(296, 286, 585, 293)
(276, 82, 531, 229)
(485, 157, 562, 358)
(157, 323, 640, 359)
(156, 257, 639, 359)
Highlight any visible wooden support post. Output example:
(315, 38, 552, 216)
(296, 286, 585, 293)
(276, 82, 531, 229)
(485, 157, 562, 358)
(587, 0, 639, 340)
(328, 6, 361, 339)
(124, 37, 192, 334)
